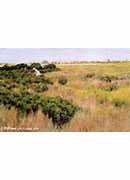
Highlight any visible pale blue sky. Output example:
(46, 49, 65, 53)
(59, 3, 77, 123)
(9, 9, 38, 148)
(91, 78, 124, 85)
(0, 48, 130, 63)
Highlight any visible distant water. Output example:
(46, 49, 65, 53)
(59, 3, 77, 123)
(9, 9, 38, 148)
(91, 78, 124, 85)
(0, 48, 130, 63)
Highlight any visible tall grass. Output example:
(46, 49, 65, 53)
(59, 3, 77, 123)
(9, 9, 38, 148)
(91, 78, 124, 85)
(1, 62, 130, 131)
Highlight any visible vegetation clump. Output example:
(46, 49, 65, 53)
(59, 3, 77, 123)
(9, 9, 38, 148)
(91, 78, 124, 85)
(0, 63, 55, 93)
(0, 63, 57, 74)
(111, 98, 128, 107)
(30, 63, 43, 71)
(85, 73, 95, 79)
(0, 90, 78, 128)
(42, 96, 78, 128)
(42, 63, 57, 73)
(0, 62, 78, 129)
(58, 77, 68, 85)
(99, 74, 118, 82)
(0, 63, 29, 71)
(35, 83, 48, 93)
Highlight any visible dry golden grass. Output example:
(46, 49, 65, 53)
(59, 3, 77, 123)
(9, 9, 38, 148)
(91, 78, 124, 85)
(44, 62, 130, 131)
(1, 62, 130, 131)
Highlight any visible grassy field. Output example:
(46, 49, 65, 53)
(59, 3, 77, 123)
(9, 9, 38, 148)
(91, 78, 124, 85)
(0, 62, 130, 131)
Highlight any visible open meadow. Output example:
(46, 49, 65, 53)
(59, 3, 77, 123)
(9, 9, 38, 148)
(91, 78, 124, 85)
(0, 62, 130, 131)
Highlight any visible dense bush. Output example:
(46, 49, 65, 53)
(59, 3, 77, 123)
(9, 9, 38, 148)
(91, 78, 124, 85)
(44, 63, 56, 70)
(85, 73, 95, 79)
(15, 94, 42, 117)
(0, 63, 78, 128)
(42, 63, 57, 73)
(15, 63, 28, 70)
(0, 63, 28, 71)
(0, 89, 78, 128)
(30, 63, 43, 71)
(0, 63, 55, 93)
(35, 83, 48, 92)
(0, 63, 57, 78)
(41, 96, 78, 128)
(58, 77, 68, 85)
(99, 75, 118, 82)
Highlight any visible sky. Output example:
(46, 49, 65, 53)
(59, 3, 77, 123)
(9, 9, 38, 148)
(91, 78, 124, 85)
(0, 48, 130, 63)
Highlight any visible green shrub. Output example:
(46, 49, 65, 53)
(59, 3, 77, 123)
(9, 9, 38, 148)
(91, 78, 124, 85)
(35, 83, 48, 92)
(112, 98, 128, 107)
(0, 63, 28, 71)
(85, 73, 95, 79)
(99, 75, 118, 82)
(42, 96, 79, 128)
(0, 89, 78, 128)
(0, 63, 78, 128)
(30, 63, 42, 70)
(15, 63, 28, 70)
(42, 63, 57, 73)
(58, 77, 68, 85)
